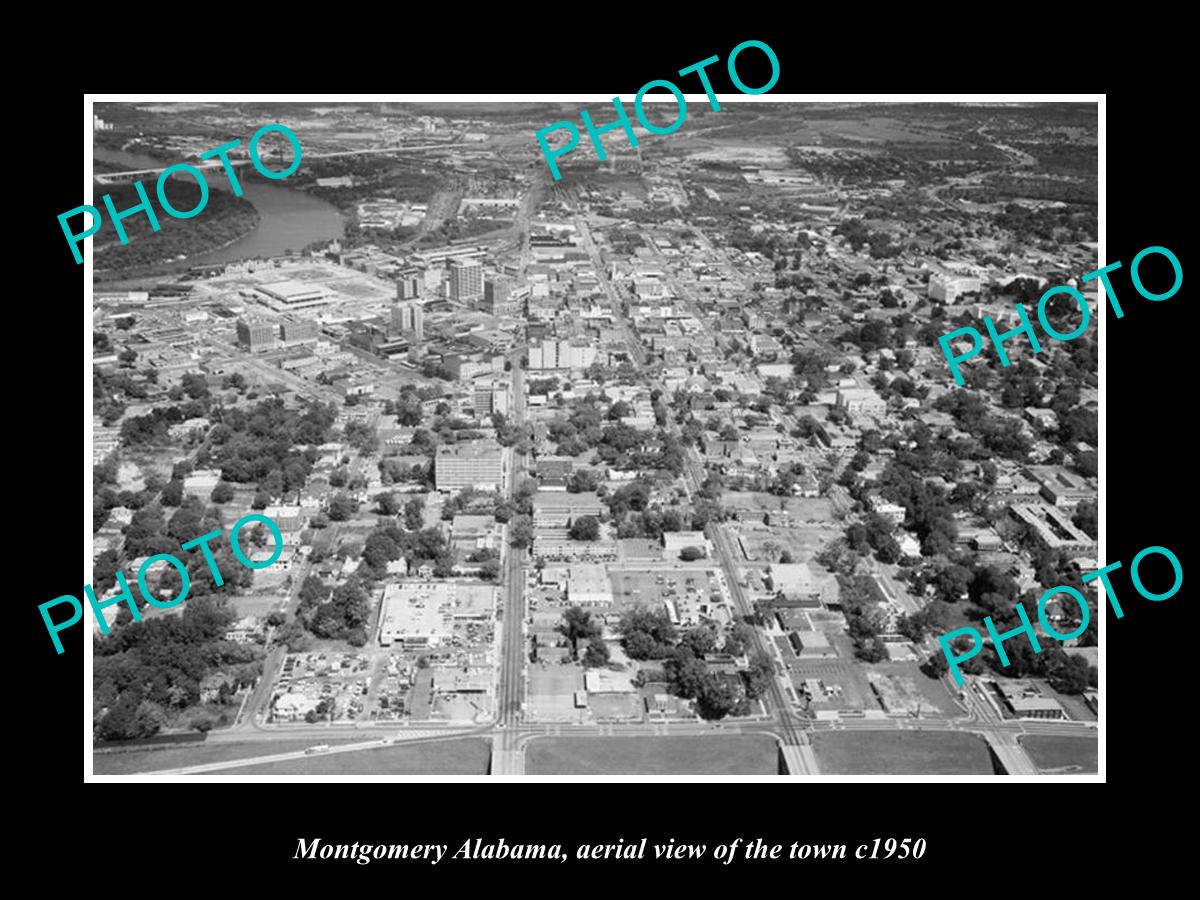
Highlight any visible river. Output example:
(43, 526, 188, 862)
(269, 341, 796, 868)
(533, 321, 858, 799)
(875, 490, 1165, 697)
(93, 147, 345, 268)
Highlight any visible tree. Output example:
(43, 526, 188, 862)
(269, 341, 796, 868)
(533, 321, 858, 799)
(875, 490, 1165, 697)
(161, 480, 184, 507)
(583, 637, 610, 668)
(679, 546, 705, 561)
(98, 690, 160, 741)
(742, 650, 775, 699)
(723, 622, 754, 657)
(920, 651, 949, 679)
(559, 606, 600, 658)
(1046, 653, 1091, 695)
(568, 516, 600, 542)
(568, 469, 600, 493)
(696, 674, 743, 720)
(778, 550, 794, 564)
(376, 492, 401, 516)
(679, 626, 717, 658)
(619, 605, 678, 659)
(1072, 500, 1098, 540)
(211, 481, 234, 503)
(404, 496, 425, 531)
(327, 493, 359, 522)
(667, 650, 709, 699)
(509, 515, 533, 549)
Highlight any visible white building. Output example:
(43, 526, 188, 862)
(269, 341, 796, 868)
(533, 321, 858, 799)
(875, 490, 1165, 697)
(567, 564, 613, 606)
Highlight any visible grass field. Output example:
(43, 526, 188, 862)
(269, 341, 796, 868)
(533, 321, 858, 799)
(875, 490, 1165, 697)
(812, 731, 997, 775)
(1019, 735, 1098, 774)
(526, 736, 779, 775)
(216, 738, 491, 775)
(94, 738, 369, 775)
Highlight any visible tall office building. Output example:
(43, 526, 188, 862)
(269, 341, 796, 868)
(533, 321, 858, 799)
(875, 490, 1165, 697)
(483, 277, 509, 315)
(280, 319, 319, 344)
(483, 277, 528, 316)
(236, 318, 277, 352)
(396, 266, 423, 301)
(392, 300, 424, 341)
(449, 258, 484, 303)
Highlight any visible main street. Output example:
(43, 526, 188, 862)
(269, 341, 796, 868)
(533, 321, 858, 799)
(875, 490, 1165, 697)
(576, 204, 816, 767)
(497, 351, 528, 728)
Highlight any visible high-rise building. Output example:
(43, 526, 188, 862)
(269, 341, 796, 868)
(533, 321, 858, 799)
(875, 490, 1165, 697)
(472, 387, 495, 417)
(435, 440, 504, 491)
(482, 277, 529, 317)
(528, 338, 597, 370)
(449, 258, 484, 303)
(396, 266, 423, 301)
(392, 300, 424, 341)
(236, 318, 277, 352)
(280, 319, 319, 344)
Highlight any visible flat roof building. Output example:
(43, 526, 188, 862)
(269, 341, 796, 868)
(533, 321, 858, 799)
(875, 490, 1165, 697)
(435, 439, 504, 492)
(1009, 502, 1096, 555)
(567, 564, 613, 606)
(532, 491, 604, 528)
(236, 318, 277, 352)
(377, 581, 497, 648)
(257, 280, 333, 311)
(994, 680, 1068, 720)
(1027, 465, 1093, 508)
(449, 258, 484, 303)
(280, 318, 319, 344)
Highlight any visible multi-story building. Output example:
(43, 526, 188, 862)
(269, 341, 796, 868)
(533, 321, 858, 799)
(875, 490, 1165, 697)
(396, 266, 424, 300)
(236, 318, 277, 352)
(280, 318, 319, 344)
(434, 439, 504, 491)
(482, 277, 528, 316)
(1009, 502, 1096, 556)
(528, 338, 597, 371)
(449, 258, 484, 303)
(1026, 465, 1093, 508)
(929, 274, 983, 304)
(835, 386, 886, 418)
(392, 300, 424, 341)
(532, 491, 604, 528)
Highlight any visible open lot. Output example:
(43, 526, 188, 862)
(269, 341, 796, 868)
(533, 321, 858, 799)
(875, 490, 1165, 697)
(233, 592, 287, 618)
(1019, 735, 1098, 773)
(526, 735, 779, 775)
(216, 738, 491, 775)
(812, 731, 997, 775)
(527, 664, 584, 721)
(869, 661, 961, 716)
(733, 522, 840, 564)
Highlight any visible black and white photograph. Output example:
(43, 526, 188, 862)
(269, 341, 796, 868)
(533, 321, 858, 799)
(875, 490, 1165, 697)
(80, 96, 1108, 781)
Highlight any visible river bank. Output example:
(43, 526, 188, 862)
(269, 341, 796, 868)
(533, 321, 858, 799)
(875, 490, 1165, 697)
(92, 146, 345, 280)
